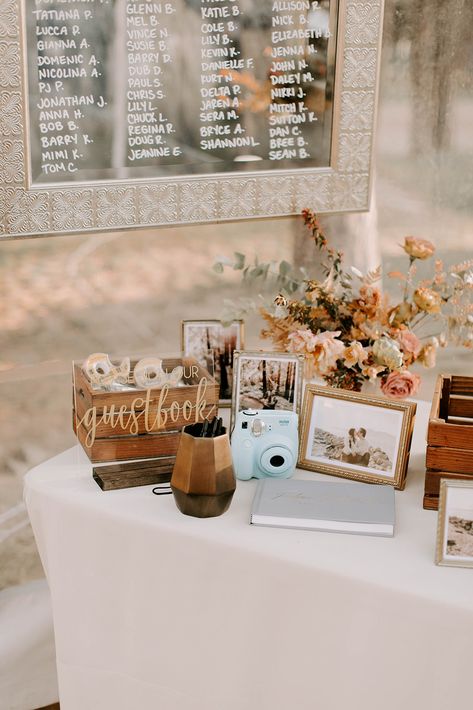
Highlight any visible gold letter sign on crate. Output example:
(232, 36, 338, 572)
(1, 0, 384, 238)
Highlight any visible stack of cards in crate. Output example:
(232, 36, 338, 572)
(424, 375, 473, 510)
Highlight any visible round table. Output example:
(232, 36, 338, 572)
(25, 402, 473, 710)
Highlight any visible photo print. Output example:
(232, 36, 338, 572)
(231, 351, 304, 427)
(182, 320, 243, 405)
(298, 385, 417, 489)
(437, 480, 473, 568)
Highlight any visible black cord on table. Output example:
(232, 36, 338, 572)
(152, 483, 172, 496)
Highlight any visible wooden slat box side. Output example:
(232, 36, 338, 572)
(73, 418, 181, 463)
(424, 469, 473, 497)
(450, 376, 473, 396)
(448, 397, 473, 419)
(427, 374, 473, 451)
(428, 420, 473, 451)
(423, 494, 439, 511)
(426, 445, 473, 474)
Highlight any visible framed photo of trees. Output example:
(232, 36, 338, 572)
(231, 350, 305, 430)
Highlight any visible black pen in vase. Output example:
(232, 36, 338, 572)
(210, 417, 219, 438)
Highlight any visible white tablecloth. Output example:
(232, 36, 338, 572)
(24, 401, 473, 710)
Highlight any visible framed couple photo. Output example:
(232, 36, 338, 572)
(298, 385, 417, 490)
(181, 320, 244, 406)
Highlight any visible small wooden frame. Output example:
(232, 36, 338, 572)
(424, 375, 473, 511)
(73, 357, 218, 463)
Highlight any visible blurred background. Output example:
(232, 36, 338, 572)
(1, 0, 472, 589)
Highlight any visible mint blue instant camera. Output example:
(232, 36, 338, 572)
(231, 409, 298, 481)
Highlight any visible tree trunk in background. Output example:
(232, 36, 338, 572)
(410, 0, 465, 155)
(262, 360, 267, 398)
(293, 0, 470, 275)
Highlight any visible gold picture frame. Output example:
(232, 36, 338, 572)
(181, 320, 244, 407)
(231, 350, 305, 432)
(436, 479, 473, 568)
(298, 384, 416, 490)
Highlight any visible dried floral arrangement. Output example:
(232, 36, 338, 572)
(214, 210, 473, 399)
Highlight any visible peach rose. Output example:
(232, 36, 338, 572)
(413, 287, 442, 314)
(403, 236, 435, 260)
(381, 370, 421, 399)
(312, 331, 345, 375)
(389, 301, 415, 327)
(288, 329, 345, 376)
(344, 341, 368, 369)
(419, 338, 438, 368)
(362, 364, 386, 382)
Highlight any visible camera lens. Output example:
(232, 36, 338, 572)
(269, 455, 285, 468)
(260, 446, 294, 477)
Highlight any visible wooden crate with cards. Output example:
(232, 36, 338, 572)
(424, 374, 473, 510)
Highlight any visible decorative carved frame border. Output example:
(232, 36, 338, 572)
(0, 0, 384, 239)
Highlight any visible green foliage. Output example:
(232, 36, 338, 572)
(213, 251, 306, 297)
(212, 212, 385, 311)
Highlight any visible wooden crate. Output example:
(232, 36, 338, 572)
(423, 374, 473, 510)
(72, 357, 218, 463)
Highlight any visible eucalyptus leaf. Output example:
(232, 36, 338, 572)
(279, 260, 292, 276)
(233, 252, 246, 270)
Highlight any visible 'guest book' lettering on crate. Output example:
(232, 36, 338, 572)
(72, 359, 219, 463)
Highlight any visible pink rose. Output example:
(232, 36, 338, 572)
(396, 330, 421, 359)
(381, 370, 421, 399)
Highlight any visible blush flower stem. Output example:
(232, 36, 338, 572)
(403, 257, 415, 301)
(410, 312, 433, 331)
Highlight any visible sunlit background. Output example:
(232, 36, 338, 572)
(1, 0, 472, 588)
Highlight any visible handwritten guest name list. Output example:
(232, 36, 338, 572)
(27, 0, 333, 181)
(126, 1, 183, 162)
(199, 0, 259, 153)
(33, 0, 109, 177)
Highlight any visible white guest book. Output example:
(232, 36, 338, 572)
(250, 478, 395, 537)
